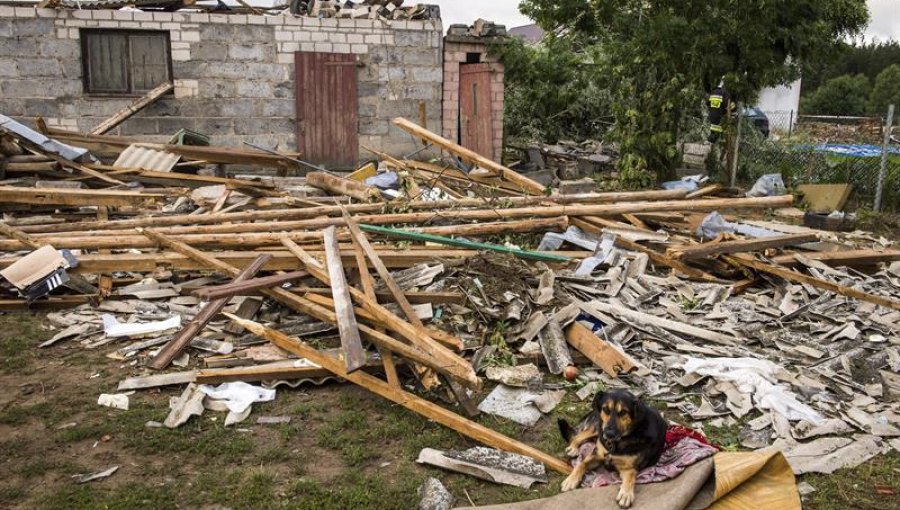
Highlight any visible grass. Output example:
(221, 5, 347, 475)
(1, 313, 898, 509)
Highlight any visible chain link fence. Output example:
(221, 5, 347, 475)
(737, 110, 899, 212)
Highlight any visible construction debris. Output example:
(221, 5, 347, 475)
(2, 114, 899, 494)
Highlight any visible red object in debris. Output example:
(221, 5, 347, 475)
(874, 485, 895, 496)
(564, 365, 578, 381)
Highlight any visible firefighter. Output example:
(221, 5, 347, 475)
(707, 82, 733, 143)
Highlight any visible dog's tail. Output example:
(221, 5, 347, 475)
(557, 418, 574, 443)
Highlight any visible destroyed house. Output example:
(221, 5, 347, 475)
(0, 6, 506, 168)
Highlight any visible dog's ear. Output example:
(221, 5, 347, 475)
(557, 418, 574, 442)
(631, 398, 646, 424)
(591, 391, 606, 411)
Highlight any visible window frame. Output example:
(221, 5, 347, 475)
(80, 29, 174, 98)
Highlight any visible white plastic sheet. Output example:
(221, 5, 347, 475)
(199, 382, 276, 414)
(102, 314, 181, 338)
(680, 357, 824, 424)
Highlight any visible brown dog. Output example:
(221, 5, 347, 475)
(558, 390, 667, 508)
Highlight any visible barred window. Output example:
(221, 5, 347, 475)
(81, 29, 172, 95)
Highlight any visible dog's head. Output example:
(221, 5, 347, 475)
(593, 390, 644, 442)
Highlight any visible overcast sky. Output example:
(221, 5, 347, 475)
(433, 0, 899, 41)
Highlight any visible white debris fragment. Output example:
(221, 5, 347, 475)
(97, 393, 129, 411)
(101, 314, 181, 338)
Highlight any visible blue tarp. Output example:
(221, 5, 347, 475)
(807, 144, 900, 158)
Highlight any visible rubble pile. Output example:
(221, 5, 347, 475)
(1, 113, 899, 488)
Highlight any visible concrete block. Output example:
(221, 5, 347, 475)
(411, 67, 442, 83)
(347, 33, 365, 44)
(18, 58, 59, 77)
(279, 42, 300, 53)
(402, 49, 438, 66)
(209, 14, 229, 24)
(117, 117, 159, 136)
(265, 16, 285, 25)
(333, 43, 351, 54)
(275, 30, 292, 41)
(172, 49, 191, 61)
(194, 117, 235, 136)
(200, 23, 233, 42)
(72, 10, 92, 20)
(152, 12, 173, 22)
(236, 80, 274, 98)
(248, 15, 267, 25)
(262, 99, 295, 118)
(219, 99, 261, 118)
(171, 41, 191, 50)
(13, 18, 54, 36)
(190, 13, 210, 23)
(0, 58, 18, 78)
(228, 44, 274, 62)
(227, 15, 248, 25)
(314, 42, 333, 53)
(231, 25, 274, 42)
(277, 53, 294, 64)
(1, 97, 25, 116)
(0, 20, 9, 37)
(395, 30, 430, 47)
(310, 32, 329, 42)
(402, 84, 438, 100)
(234, 117, 294, 135)
(188, 42, 227, 61)
(98, 21, 120, 28)
(140, 22, 161, 30)
(293, 31, 312, 42)
(92, 10, 113, 20)
(364, 34, 383, 44)
(300, 42, 315, 52)
(133, 11, 154, 22)
(39, 40, 80, 59)
(359, 118, 389, 135)
(0, 7, 14, 17)
(181, 31, 200, 42)
(351, 44, 368, 54)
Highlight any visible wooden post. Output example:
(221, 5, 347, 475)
(90, 82, 174, 135)
(323, 226, 367, 372)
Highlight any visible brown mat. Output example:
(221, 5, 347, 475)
(456, 451, 801, 510)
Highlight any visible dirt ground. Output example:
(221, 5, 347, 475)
(0, 310, 897, 509)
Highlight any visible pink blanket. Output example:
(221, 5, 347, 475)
(574, 425, 719, 489)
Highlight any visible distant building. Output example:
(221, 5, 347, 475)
(756, 80, 802, 133)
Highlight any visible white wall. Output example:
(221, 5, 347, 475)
(757, 79, 802, 133)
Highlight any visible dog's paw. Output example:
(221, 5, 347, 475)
(564, 444, 580, 457)
(616, 486, 634, 508)
(560, 474, 581, 492)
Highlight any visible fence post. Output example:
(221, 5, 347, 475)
(874, 104, 895, 212)
(788, 110, 794, 138)
(729, 102, 744, 188)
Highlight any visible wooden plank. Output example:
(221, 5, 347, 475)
(306, 172, 379, 201)
(669, 233, 820, 260)
(771, 249, 900, 268)
(564, 322, 638, 378)
(685, 184, 722, 199)
(0, 187, 165, 207)
(148, 254, 270, 370)
(392, 117, 546, 195)
(323, 225, 367, 372)
(726, 255, 900, 312)
(192, 271, 309, 300)
(223, 297, 264, 335)
(581, 300, 740, 346)
(228, 315, 572, 475)
(351, 231, 400, 388)
(90, 81, 174, 135)
(140, 230, 479, 387)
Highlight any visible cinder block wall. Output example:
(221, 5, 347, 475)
(442, 39, 504, 163)
(0, 7, 443, 159)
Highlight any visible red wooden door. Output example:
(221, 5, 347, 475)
(459, 63, 493, 160)
(295, 52, 359, 169)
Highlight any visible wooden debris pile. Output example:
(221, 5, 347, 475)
(1, 115, 898, 482)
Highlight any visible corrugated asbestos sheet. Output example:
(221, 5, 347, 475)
(113, 144, 181, 172)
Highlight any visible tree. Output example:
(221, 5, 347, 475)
(868, 64, 900, 115)
(519, 0, 870, 185)
(800, 74, 871, 115)
(802, 41, 900, 94)
(494, 37, 612, 143)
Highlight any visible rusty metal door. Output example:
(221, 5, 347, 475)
(295, 52, 359, 169)
(459, 63, 493, 160)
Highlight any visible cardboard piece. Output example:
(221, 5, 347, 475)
(797, 184, 852, 213)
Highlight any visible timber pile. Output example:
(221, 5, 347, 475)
(2, 116, 899, 484)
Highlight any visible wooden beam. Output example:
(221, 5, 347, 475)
(726, 255, 900, 312)
(392, 117, 547, 195)
(564, 321, 638, 378)
(0, 186, 166, 207)
(669, 233, 820, 260)
(196, 359, 385, 385)
(228, 315, 572, 475)
(323, 225, 367, 373)
(192, 271, 309, 300)
(306, 172, 380, 201)
(90, 82, 174, 135)
(149, 254, 270, 370)
(16, 189, 688, 234)
(771, 249, 900, 268)
(685, 184, 722, 199)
